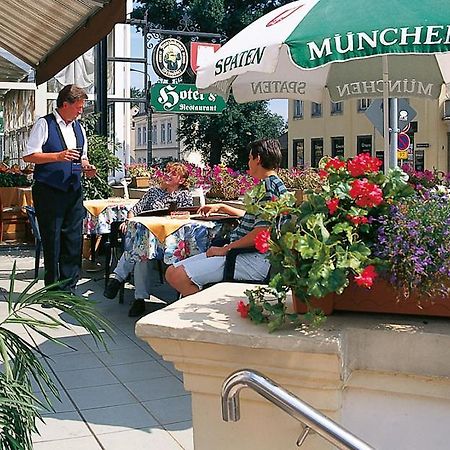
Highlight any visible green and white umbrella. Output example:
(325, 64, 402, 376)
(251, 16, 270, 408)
(196, 0, 450, 103)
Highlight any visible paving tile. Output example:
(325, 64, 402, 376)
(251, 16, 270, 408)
(125, 376, 187, 402)
(81, 403, 159, 435)
(55, 366, 119, 390)
(49, 352, 104, 372)
(67, 384, 136, 410)
(160, 360, 184, 380)
(79, 330, 138, 352)
(33, 411, 91, 442)
(143, 395, 192, 425)
(96, 426, 183, 450)
(35, 387, 77, 414)
(165, 421, 194, 450)
(33, 435, 102, 449)
(95, 346, 154, 366)
(109, 360, 171, 383)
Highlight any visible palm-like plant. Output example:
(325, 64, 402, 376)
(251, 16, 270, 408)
(0, 263, 114, 449)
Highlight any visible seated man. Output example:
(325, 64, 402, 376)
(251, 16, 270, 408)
(103, 162, 193, 316)
(165, 138, 287, 297)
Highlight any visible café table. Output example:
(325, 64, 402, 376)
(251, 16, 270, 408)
(83, 198, 138, 235)
(123, 215, 224, 265)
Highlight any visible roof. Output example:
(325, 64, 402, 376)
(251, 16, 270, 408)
(0, 0, 126, 85)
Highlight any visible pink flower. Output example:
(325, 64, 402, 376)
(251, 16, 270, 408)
(354, 265, 377, 288)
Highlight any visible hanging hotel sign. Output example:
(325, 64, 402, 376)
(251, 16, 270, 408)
(151, 83, 226, 114)
(152, 38, 189, 79)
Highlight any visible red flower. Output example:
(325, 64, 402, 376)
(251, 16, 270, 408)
(354, 265, 377, 288)
(326, 198, 339, 215)
(237, 301, 249, 318)
(325, 158, 346, 171)
(254, 229, 271, 253)
(318, 169, 329, 179)
(347, 215, 369, 225)
(347, 154, 382, 177)
(349, 179, 383, 208)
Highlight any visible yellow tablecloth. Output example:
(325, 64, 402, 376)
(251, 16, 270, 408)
(83, 198, 138, 217)
(0, 186, 32, 208)
(130, 216, 192, 242)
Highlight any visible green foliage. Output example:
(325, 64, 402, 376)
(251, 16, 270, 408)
(179, 98, 286, 169)
(80, 114, 122, 200)
(0, 173, 31, 187)
(0, 263, 113, 449)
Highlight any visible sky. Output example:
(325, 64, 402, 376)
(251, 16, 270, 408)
(130, 28, 288, 120)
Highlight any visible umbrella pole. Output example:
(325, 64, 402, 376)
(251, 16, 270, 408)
(389, 98, 399, 169)
(382, 55, 390, 171)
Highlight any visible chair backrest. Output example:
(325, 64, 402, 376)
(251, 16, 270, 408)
(24, 206, 41, 241)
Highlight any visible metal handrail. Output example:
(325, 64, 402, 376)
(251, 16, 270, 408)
(221, 369, 375, 450)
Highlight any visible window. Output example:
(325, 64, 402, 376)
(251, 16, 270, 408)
(330, 102, 343, 115)
(311, 102, 322, 118)
(293, 100, 304, 119)
(152, 124, 157, 144)
(142, 126, 147, 146)
(293, 139, 304, 168)
(167, 122, 172, 143)
(311, 138, 324, 167)
(331, 137, 345, 158)
(358, 98, 371, 112)
(137, 127, 142, 146)
(357, 135, 372, 155)
(444, 100, 450, 119)
(161, 123, 166, 143)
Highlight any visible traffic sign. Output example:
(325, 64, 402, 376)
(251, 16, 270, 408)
(397, 150, 409, 160)
(397, 132, 410, 151)
(364, 99, 417, 137)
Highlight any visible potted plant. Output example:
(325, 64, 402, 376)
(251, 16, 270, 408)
(125, 164, 151, 188)
(238, 154, 450, 329)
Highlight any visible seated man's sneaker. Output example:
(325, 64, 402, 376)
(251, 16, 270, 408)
(103, 278, 122, 299)
(128, 299, 146, 317)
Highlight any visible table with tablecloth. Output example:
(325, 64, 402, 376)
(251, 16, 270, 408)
(123, 215, 222, 265)
(83, 198, 138, 235)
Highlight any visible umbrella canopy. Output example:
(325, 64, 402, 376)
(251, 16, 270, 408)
(196, 0, 450, 103)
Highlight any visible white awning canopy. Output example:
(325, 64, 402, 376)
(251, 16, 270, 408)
(0, 0, 126, 85)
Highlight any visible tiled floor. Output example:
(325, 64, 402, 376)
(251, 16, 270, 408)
(0, 247, 193, 450)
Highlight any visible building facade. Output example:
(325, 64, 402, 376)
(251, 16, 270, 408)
(287, 95, 450, 173)
(132, 112, 186, 164)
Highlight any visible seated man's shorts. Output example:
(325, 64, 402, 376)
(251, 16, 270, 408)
(173, 252, 270, 289)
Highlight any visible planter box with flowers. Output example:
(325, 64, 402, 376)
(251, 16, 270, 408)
(125, 163, 151, 188)
(238, 154, 450, 329)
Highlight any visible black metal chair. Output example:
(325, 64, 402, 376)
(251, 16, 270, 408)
(24, 206, 41, 279)
(223, 247, 271, 284)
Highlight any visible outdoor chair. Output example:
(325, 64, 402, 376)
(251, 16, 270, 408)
(24, 206, 41, 279)
(0, 195, 31, 243)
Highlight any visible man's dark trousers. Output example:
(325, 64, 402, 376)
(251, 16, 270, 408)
(32, 181, 85, 291)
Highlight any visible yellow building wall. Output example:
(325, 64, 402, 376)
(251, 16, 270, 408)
(288, 95, 450, 172)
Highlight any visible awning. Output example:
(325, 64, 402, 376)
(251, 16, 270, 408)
(0, 0, 126, 85)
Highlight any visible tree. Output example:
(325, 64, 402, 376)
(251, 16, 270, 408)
(179, 97, 285, 169)
(133, 0, 290, 166)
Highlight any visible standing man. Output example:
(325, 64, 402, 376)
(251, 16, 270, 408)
(23, 84, 96, 293)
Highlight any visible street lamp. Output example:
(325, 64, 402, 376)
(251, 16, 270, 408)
(130, 67, 152, 166)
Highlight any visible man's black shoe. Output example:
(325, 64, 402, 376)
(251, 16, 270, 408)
(128, 299, 146, 317)
(104, 278, 122, 299)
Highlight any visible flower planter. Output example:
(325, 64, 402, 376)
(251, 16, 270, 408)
(130, 176, 149, 188)
(293, 278, 450, 317)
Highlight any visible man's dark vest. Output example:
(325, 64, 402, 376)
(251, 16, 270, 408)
(33, 113, 85, 192)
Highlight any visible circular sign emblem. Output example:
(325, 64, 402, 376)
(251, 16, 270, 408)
(397, 132, 411, 151)
(153, 38, 188, 79)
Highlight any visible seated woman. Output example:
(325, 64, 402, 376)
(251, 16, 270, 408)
(165, 138, 286, 297)
(104, 162, 193, 317)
